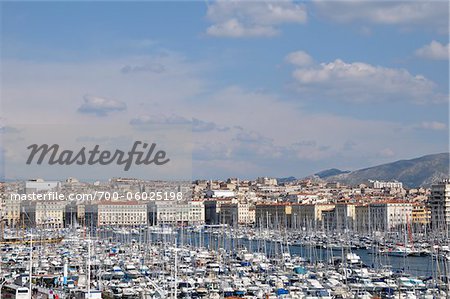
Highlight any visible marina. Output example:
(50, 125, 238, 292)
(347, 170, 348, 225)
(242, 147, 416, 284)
(1, 0, 449, 297)
(1, 226, 449, 299)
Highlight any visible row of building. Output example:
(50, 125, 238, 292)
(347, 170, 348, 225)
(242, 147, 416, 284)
(1, 179, 449, 232)
(6, 200, 205, 228)
(253, 201, 428, 232)
(0, 198, 431, 232)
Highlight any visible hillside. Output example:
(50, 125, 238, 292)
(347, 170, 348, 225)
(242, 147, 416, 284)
(320, 153, 449, 188)
(315, 168, 350, 179)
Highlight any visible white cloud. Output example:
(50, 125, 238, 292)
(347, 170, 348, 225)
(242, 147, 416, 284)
(415, 40, 450, 60)
(418, 121, 447, 131)
(78, 95, 127, 116)
(206, 0, 307, 38)
(2, 51, 447, 178)
(234, 131, 272, 144)
(121, 63, 165, 74)
(313, 0, 448, 33)
(288, 57, 444, 104)
(191, 118, 230, 132)
(285, 51, 313, 66)
(190, 85, 446, 170)
(207, 19, 277, 38)
(130, 114, 191, 125)
(130, 114, 229, 132)
(1, 52, 207, 124)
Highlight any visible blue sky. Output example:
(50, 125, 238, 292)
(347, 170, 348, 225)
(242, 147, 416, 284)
(1, 1, 449, 180)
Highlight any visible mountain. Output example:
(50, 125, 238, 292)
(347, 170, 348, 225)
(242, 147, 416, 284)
(276, 176, 297, 184)
(315, 168, 350, 179)
(319, 153, 449, 188)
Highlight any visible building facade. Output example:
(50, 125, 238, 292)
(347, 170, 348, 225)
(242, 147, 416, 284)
(255, 203, 292, 229)
(148, 201, 204, 226)
(355, 205, 369, 233)
(429, 180, 450, 229)
(412, 203, 430, 226)
(219, 202, 254, 226)
(98, 201, 147, 226)
(291, 204, 335, 230)
(35, 201, 65, 228)
(371, 180, 403, 189)
(369, 201, 412, 231)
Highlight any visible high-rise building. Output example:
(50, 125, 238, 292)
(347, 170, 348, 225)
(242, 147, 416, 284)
(429, 179, 450, 229)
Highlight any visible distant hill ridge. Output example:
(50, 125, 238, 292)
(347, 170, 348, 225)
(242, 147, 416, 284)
(276, 176, 297, 184)
(315, 153, 449, 188)
(314, 168, 350, 179)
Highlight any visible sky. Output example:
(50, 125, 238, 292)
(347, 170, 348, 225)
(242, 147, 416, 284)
(1, 0, 449, 180)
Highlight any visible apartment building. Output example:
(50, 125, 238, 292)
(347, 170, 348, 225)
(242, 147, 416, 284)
(35, 201, 65, 228)
(412, 203, 430, 226)
(370, 180, 403, 189)
(429, 180, 450, 229)
(219, 202, 255, 226)
(256, 177, 278, 186)
(25, 179, 61, 193)
(17, 201, 65, 228)
(355, 204, 369, 233)
(148, 201, 204, 226)
(369, 201, 412, 231)
(255, 203, 292, 229)
(291, 204, 335, 230)
(204, 198, 237, 224)
(98, 201, 147, 226)
(2, 197, 21, 226)
(320, 204, 356, 231)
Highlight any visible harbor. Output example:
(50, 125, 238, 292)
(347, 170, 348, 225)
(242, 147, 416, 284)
(1, 226, 449, 299)
(2, 178, 450, 298)
(1, 0, 449, 297)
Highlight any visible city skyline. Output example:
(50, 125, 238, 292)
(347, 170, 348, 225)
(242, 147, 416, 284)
(1, 1, 449, 180)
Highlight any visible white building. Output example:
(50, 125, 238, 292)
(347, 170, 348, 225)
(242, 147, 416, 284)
(35, 201, 65, 228)
(370, 180, 403, 189)
(256, 177, 278, 186)
(98, 201, 147, 226)
(205, 190, 236, 198)
(25, 179, 60, 193)
(148, 201, 204, 225)
(2, 196, 21, 226)
(287, 193, 320, 204)
(369, 201, 412, 231)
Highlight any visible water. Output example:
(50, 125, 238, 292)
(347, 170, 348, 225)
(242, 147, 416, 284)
(96, 228, 443, 277)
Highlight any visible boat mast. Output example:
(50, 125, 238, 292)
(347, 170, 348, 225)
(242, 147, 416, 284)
(174, 237, 177, 299)
(29, 228, 32, 299)
(88, 232, 91, 298)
